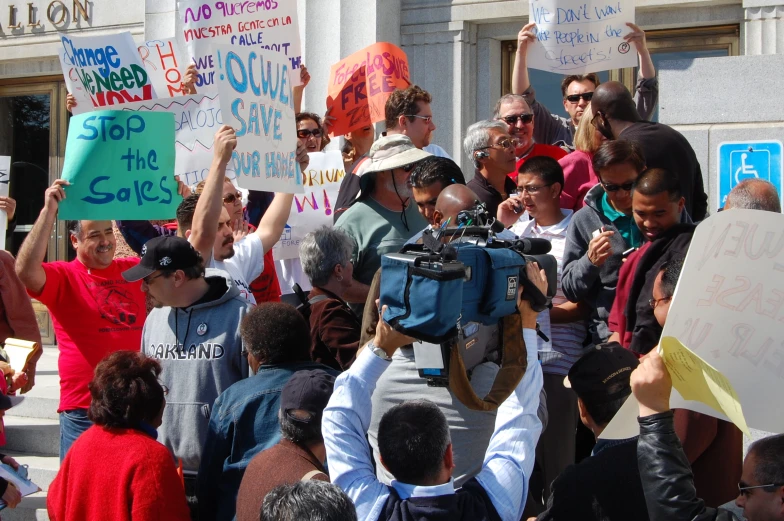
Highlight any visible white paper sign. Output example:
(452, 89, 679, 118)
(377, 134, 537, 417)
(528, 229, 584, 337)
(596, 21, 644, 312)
(273, 151, 345, 260)
(58, 32, 157, 111)
(0, 157, 9, 251)
(58, 47, 93, 115)
(120, 94, 237, 186)
(178, 0, 303, 91)
(214, 45, 301, 193)
(137, 38, 189, 99)
(527, 0, 637, 74)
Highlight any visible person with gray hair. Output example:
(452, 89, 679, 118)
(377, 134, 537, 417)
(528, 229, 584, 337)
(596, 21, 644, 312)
(491, 94, 567, 164)
(261, 481, 357, 521)
(464, 120, 519, 218)
(299, 226, 362, 371)
(724, 179, 782, 213)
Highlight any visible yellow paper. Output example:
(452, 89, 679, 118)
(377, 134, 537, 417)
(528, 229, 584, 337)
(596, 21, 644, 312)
(3, 338, 40, 374)
(660, 336, 750, 437)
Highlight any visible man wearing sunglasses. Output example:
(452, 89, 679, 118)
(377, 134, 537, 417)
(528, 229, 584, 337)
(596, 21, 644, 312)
(510, 22, 657, 148)
(632, 349, 784, 521)
(491, 95, 567, 167)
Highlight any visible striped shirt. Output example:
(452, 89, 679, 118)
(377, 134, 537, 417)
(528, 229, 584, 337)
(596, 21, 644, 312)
(511, 210, 588, 375)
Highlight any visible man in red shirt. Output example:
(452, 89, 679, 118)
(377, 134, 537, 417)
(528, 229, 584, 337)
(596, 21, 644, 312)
(16, 179, 146, 461)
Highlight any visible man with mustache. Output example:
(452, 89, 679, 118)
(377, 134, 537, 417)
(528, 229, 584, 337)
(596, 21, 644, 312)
(16, 181, 148, 460)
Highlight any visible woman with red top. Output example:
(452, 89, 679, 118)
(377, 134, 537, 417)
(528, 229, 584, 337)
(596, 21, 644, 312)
(47, 351, 190, 521)
(557, 104, 605, 211)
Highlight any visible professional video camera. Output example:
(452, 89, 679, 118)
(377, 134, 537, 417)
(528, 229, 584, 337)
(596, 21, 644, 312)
(379, 202, 557, 388)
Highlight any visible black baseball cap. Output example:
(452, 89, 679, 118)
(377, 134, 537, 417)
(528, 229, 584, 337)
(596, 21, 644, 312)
(564, 342, 640, 403)
(121, 236, 201, 282)
(280, 370, 336, 424)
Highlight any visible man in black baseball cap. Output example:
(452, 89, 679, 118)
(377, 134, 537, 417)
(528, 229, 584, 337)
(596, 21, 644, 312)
(535, 343, 650, 521)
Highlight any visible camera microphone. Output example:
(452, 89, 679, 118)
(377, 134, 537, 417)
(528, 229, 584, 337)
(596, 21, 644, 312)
(489, 219, 506, 235)
(517, 238, 552, 255)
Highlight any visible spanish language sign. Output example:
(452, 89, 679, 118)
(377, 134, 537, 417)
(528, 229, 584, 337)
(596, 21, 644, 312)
(326, 66, 371, 138)
(121, 94, 237, 186)
(58, 32, 156, 110)
(273, 151, 345, 260)
(59, 111, 180, 220)
(214, 45, 301, 193)
(0, 156, 9, 251)
(178, 0, 302, 90)
(327, 43, 411, 130)
(137, 38, 188, 98)
(527, 0, 636, 74)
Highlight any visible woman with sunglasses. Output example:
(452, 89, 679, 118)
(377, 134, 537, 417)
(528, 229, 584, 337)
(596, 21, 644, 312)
(560, 140, 647, 346)
(557, 104, 605, 211)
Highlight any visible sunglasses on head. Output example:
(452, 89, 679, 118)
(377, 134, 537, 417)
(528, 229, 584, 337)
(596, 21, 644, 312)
(565, 92, 594, 103)
(223, 191, 242, 204)
(601, 181, 636, 193)
(297, 129, 323, 139)
(500, 114, 534, 125)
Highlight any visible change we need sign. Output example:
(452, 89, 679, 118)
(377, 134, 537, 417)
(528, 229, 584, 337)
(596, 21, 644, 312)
(59, 32, 156, 114)
(215, 45, 301, 193)
(59, 111, 181, 220)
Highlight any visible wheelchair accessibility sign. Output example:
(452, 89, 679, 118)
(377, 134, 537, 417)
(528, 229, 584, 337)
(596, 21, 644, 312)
(718, 141, 782, 207)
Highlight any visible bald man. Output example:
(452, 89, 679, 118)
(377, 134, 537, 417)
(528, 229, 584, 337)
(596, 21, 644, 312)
(591, 81, 708, 221)
(724, 179, 781, 212)
(432, 184, 482, 227)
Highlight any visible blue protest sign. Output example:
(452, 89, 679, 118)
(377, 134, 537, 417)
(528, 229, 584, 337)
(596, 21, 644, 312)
(717, 141, 783, 208)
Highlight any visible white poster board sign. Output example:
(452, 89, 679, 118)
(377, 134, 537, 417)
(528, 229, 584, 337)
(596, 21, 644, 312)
(137, 38, 189, 99)
(215, 45, 301, 193)
(527, 0, 637, 74)
(0, 157, 10, 251)
(273, 151, 345, 260)
(178, 0, 303, 91)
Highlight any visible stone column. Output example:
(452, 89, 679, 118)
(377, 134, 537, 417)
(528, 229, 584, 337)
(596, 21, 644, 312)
(743, 0, 784, 55)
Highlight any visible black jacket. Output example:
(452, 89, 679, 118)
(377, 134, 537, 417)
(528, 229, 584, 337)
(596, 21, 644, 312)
(637, 411, 740, 521)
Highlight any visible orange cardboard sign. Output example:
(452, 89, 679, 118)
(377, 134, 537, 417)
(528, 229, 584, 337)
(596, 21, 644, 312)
(326, 66, 371, 138)
(327, 43, 411, 136)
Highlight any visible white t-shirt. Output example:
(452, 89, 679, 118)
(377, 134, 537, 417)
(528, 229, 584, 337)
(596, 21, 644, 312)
(200, 233, 264, 305)
(276, 258, 311, 295)
(424, 143, 452, 159)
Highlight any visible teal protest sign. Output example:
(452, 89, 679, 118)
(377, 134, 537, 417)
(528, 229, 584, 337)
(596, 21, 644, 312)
(59, 110, 181, 220)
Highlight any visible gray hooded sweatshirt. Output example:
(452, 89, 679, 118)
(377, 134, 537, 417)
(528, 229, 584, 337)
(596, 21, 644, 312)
(141, 269, 251, 473)
(561, 184, 691, 343)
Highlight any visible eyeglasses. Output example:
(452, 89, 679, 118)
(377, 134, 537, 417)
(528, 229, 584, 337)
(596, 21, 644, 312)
(738, 482, 784, 496)
(223, 191, 242, 204)
(648, 296, 672, 309)
(296, 128, 323, 139)
(500, 114, 534, 126)
(518, 183, 553, 194)
(601, 181, 636, 193)
(478, 139, 515, 152)
(404, 114, 433, 124)
(565, 92, 594, 103)
(142, 272, 165, 285)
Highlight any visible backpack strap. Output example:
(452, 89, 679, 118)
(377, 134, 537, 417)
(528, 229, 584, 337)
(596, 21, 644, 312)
(308, 295, 329, 306)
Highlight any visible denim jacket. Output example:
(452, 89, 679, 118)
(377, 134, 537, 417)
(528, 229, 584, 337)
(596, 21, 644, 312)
(197, 361, 338, 521)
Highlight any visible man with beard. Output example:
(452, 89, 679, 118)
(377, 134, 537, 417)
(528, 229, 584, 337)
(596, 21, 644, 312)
(334, 135, 431, 315)
(121, 235, 251, 511)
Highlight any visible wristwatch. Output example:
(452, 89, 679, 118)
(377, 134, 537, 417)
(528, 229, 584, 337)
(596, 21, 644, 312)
(368, 341, 392, 361)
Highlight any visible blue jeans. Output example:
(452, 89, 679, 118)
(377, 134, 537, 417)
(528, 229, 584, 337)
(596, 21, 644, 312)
(59, 409, 92, 461)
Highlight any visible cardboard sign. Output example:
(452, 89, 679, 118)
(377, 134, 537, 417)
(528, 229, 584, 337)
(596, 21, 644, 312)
(527, 0, 637, 74)
(326, 66, 371, 138)
(59, 111, 180, 220)
(58, 32, 156, 110)
(120, 94, 237, 186)
(0, 156, 9, 251)
(178, 0, 303, 91)
(273, 151, 345, 260)
(327, 43, 411, 128)
(58, 46, 93, 115)
(137, 38, 189, 98)
(214, 45, 301, 193)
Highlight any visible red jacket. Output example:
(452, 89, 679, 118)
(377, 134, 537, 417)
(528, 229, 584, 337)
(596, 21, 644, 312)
(47, 426, 190, 521)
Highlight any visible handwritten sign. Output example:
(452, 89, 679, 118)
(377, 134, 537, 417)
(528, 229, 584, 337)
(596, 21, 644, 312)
(178, 0, 302, 91)
(121, 94, 237, 186)
(0, 156, 9, 251)
(328, 43, 411, 127)
(58, 46, 93, 115)
(214, 45, 301, 193)
(58, 32, 156, 110)
(326, 66, 371, 138)
(273, 151, 345, 260)
(527, 0, 637, 74)
(59, 111, 180, 220)
(137, 38, 188, 98)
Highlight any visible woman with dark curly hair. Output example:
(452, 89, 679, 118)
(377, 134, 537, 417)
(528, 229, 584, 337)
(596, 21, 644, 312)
(47, 351, 190, 521)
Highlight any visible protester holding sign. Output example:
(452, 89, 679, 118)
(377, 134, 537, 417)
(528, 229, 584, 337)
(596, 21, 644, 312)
(512, 22, 657, 148)
(15, 180, 147, 460)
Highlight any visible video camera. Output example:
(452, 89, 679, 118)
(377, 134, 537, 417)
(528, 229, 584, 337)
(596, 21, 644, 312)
(379, 203, 557, 387)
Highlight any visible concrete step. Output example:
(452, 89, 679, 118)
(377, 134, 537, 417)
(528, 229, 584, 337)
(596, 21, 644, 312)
(3, 418, 59, 458)
(2, 452, 59, 492)
(1, 491, 49, 521)
(6, 349, 59, 422)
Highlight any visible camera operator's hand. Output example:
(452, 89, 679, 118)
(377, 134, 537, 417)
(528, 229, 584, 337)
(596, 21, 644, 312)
(371, 305, 416, 358)
(587, 230, 614, 266)
(518, 262, 546, 329)
(631, 348, 673, 418)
